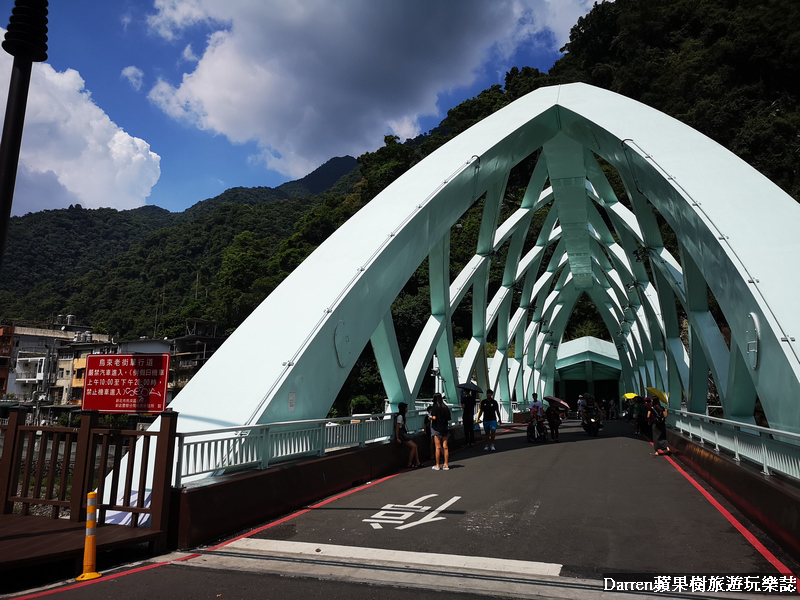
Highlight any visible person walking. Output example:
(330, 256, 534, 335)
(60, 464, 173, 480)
(648, 397, 670, 456)
(476, 388, 501, 451)
(429, 393, 451, 470)
(633, 396, 646, 435)
(545, 402, 562, 442)
(461, 389, 477, 447)
(395, 402, 421, 468)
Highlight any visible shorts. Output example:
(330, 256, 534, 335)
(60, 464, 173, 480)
(432, 429, 449, 438)
(483, 420, 498, 434)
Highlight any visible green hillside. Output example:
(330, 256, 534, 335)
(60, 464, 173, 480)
(0, 157, 359, 335)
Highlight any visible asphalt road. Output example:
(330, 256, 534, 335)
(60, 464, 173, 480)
(247, 419, 790, 576)
(6, 420, 799, 600)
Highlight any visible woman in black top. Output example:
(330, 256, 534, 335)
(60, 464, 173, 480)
(429, 393, 451, 470)
(647, 398, 670, 456)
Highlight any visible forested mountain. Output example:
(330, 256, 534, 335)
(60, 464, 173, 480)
(178, 155, 356, 220)
(0, 156, 358, 334)
(0, 204, 175, 297)
(0, 0, 796, 416)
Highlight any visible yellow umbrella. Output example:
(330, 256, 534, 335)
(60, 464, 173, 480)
(622, 392, 638, 399)
(646, 387, 668, 405)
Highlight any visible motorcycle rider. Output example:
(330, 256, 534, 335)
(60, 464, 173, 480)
(528, 393, 546, 442)
(580, 395, 605, 433)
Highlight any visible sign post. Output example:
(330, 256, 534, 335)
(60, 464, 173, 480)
(82, 354, 170, 414)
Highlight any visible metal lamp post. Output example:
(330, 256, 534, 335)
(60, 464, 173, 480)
(0, 0, 48, 270)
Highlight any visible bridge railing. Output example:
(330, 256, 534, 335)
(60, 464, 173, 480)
(668, 409, 800, 480)
(174, 406, 463, 487)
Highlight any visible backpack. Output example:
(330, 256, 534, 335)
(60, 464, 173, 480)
(649, 406, 665, 424)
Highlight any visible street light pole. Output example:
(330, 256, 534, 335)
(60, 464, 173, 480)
(0, 0, 48, 270)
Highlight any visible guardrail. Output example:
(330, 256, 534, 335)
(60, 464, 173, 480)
(669, 409, 800, 480)
(174, 406, 463, 488)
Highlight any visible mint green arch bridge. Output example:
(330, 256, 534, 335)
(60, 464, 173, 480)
(171, 83, 800, 436)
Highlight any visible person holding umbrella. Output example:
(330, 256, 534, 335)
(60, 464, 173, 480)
(646, 388, 671, 456)
(544, 396, 569, 442)
(648, 397, 670, 455)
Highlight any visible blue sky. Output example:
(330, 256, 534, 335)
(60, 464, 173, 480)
(0, 0, 592, 215)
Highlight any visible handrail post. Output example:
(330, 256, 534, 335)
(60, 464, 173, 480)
(0, 406, 26, 514)
(358, 418, 366, 449)
(70, 410, 98, 522)
(150, 409, 178, 551)
(761, 439, 770, 476)
(318, 421, 326, 456)
(261, 426, 271, 469)
(174, 432, 185, 489)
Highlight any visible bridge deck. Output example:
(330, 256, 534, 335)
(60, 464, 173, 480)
(6, 420, 800, 599)
(236, 419, 791, 577)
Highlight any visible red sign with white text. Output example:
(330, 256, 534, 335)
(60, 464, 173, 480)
(83, 354, 170, 414)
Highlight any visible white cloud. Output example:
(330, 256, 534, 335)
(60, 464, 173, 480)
(0, 52, 161, 216)
(145, 0, 593, 179)
(121, 66, 144, 91)
(147, 0, 226, 41)
(181, 44, 200, 63)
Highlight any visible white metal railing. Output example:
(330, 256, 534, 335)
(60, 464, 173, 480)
(669, 409, 800, 480)
(174, 406, 463, 487)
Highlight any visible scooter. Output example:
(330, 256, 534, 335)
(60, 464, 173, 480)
(526, 415, 548, 443)
(582, 407, 602, 436)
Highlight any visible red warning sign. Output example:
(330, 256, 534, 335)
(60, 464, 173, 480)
(82, 354, 170, 414)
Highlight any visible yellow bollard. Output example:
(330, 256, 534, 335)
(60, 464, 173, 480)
(76, 491, 102, 581)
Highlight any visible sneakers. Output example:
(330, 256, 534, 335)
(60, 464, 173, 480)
(484, 445, 489, 451)
(491, 445, 496, 451)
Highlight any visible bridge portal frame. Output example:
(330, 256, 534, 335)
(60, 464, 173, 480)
(169, 83, 800, 438)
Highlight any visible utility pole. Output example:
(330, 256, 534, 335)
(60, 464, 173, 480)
(0, 0, 48, 270)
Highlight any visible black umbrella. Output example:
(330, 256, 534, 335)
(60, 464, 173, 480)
(457, 381, 483, 393)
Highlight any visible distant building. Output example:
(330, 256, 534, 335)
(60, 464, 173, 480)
(0, 318, 226, 420)
(4, 324, 109, 403)
(169, 319, 226, 396)
(0, 325, 13, 396)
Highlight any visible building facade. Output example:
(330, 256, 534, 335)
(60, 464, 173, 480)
(1, 319, 226, 421)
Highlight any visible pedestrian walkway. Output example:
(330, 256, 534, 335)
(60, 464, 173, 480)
(5, 421, 799, 599)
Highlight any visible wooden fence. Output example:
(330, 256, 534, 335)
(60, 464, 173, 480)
(0, 407, 177, 551)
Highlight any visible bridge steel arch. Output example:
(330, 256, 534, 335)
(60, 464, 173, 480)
(170, 83, 800, 437)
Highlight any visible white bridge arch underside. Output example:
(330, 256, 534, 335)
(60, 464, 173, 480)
(171, 83, 800, 436)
